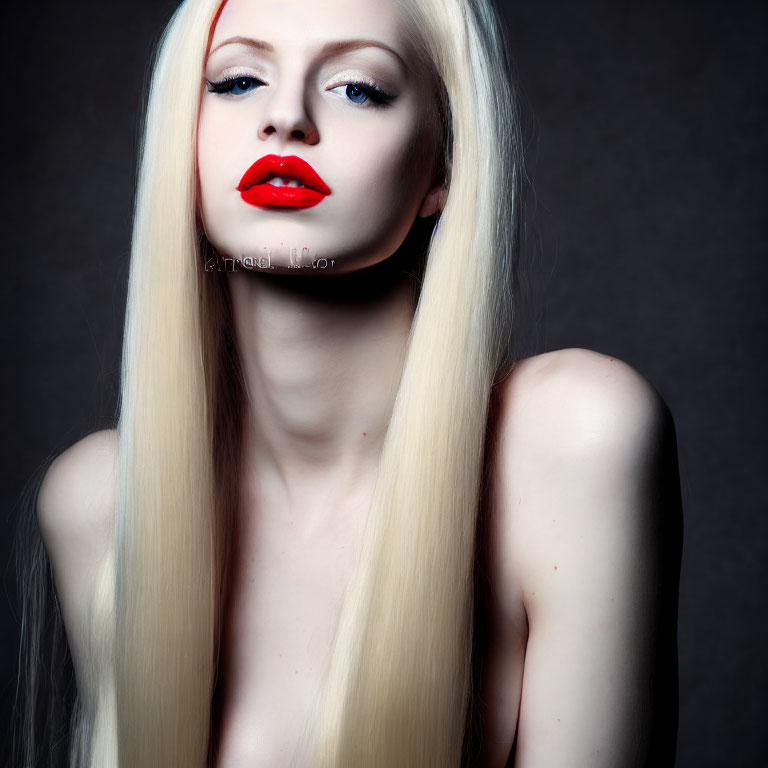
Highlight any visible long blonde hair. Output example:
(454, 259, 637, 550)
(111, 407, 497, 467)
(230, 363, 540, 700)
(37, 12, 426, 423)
(11, 0, 523, 765)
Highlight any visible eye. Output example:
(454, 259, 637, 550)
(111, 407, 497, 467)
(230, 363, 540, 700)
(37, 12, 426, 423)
(206, 75, 264, 96)
(330, 82, 396, 108)
(343, 84, 369, 105)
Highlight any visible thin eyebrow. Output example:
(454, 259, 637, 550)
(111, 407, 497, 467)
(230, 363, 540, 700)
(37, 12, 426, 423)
(207, 36, 407, 71)
(208, 36, 274, 57)
(319, 39, 407, 71)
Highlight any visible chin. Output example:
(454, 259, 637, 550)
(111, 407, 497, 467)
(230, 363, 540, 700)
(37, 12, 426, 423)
(205, 216, 417, 276)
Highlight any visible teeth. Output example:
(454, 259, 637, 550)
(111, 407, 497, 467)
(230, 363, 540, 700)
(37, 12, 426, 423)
(268, 176, 305, 188)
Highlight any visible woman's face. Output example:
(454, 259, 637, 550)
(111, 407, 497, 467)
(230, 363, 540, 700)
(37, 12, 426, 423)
(197, 0, 446, 275)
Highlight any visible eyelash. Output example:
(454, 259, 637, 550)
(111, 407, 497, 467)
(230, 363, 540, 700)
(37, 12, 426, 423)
(206, 75, 264, 95)
(205, 75, 396, 108)
(333, 80, 396, 107)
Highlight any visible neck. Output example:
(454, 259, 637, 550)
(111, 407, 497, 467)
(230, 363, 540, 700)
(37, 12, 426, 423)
(227, 246, 423, 522)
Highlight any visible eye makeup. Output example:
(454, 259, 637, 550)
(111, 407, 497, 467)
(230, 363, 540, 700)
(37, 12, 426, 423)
(328, 79, 396, 107)
(206, 74, 265, 96)
(205, 66, 398, 108)
(205, 38, 404, 107)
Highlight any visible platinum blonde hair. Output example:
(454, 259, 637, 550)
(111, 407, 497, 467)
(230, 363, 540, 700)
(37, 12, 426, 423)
(11, 0, 522, 764)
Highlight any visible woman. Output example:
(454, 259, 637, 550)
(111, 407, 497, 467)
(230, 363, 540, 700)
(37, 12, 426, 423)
(11, 0, 683, 765)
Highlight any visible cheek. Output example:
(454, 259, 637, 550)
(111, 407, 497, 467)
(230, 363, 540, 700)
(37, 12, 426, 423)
(342, 113, 435, 219)
(196, 101, 247, 244)
(322, 117, 435, 265)
(197, 109, 220, 217)
(198, 105, 233, 196)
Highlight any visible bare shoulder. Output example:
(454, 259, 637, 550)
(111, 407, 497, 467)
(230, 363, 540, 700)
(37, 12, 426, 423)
(491, 346, 677, 596)
(488, 348, 682, 765)
(37, 428, 117, 566)
(37, 429, 117, 678)
(498, 346, 670, 459)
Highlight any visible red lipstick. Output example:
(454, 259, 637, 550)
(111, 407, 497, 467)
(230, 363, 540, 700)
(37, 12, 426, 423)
(237, 155, 331, 209)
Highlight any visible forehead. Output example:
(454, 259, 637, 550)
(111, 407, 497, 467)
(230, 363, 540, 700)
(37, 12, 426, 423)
(211, 0, 404, 49)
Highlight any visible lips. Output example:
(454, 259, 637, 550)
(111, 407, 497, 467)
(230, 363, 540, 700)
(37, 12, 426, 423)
(237, 155, 331, 209)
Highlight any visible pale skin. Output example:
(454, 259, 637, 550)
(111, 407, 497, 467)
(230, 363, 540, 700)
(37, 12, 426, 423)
(34, 0, 683, 765)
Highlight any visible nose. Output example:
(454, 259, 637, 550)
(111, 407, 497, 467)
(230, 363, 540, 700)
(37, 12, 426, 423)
(257, 78, 319, 145)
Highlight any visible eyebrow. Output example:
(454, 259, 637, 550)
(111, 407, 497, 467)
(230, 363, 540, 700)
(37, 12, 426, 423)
(320, 39, 406, 69)
(209, 36, 272, 57)
(208, 36, 407, 70)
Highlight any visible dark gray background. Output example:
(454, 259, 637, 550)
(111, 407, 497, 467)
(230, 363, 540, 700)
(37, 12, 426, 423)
(1, 1, 765, 766)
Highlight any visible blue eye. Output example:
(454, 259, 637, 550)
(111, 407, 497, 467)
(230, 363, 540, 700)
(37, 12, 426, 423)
(346, 84, 368, 104)
(330, 82, 396, 108)
(206, 75, 263, 96)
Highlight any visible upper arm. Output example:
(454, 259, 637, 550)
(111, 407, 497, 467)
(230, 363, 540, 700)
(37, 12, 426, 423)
(497, 348, 683, 767)
(36, 428, 117, 691)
